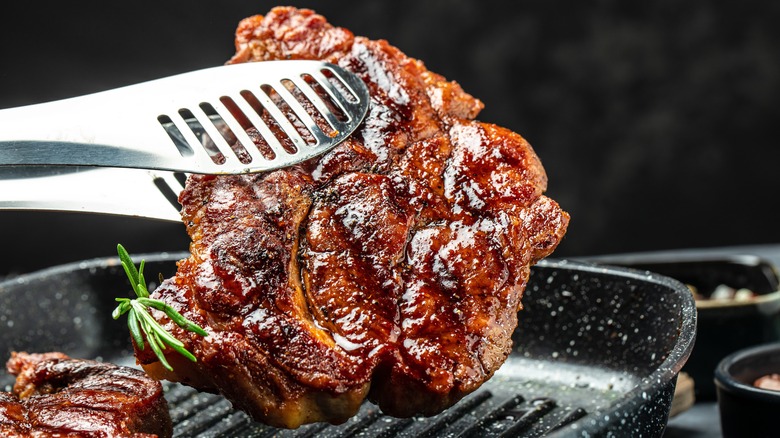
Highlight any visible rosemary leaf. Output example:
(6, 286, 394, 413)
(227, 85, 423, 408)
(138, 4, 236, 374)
(112, 298, 131, 319)
(127, 309, 144, 349)
(113, 244, 207, 372)
(137, 297, 209, 337)
(117, 244, 140, 292)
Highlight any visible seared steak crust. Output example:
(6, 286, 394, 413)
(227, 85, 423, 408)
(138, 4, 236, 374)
(135, 6, 569, 428)
(1, 352, 172, 438)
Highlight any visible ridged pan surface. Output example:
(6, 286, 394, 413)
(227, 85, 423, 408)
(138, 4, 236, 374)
(0, 255, 695, 437)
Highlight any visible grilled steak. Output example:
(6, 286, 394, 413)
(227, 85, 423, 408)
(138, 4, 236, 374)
(134, 6, 569, 428)
(1, 352, 172, 437)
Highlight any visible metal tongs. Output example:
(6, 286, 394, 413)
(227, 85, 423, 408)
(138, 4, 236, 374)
(0, 61, 369, 221)
(0, 60, 369, 174)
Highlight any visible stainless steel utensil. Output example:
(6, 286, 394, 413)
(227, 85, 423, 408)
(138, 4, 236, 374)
(0, 60, 369, 174)
(0, 167, 185, 222)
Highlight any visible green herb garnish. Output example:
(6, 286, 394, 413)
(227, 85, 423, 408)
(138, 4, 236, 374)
(112, 244, 207, 371)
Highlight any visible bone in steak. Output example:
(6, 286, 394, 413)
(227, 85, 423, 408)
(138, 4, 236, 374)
(133, 6, 570, 428)
(0, 352, 172, 437)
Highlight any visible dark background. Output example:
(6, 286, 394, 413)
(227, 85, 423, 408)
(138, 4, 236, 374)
(2, 0, 779, 272)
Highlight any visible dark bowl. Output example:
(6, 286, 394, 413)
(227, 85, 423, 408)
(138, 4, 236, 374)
(715, 342, 780, 438)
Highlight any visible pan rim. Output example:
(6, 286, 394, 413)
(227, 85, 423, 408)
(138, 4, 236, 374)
(536, 258, 697, 436)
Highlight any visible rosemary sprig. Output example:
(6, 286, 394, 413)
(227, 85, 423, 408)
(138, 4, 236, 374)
(112, 244, 207, 371)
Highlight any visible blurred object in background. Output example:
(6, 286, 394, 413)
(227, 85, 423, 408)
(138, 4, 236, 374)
(1, 0, 779, 271)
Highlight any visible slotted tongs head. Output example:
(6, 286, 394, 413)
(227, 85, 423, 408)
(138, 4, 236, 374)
(0, 61, 370, 174)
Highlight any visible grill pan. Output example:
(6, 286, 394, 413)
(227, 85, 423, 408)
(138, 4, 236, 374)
(0, 254, 695, 437)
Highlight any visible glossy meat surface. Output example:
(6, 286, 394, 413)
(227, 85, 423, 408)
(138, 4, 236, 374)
(1, 352, 172, 438)
(135, 6, 569, 428)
